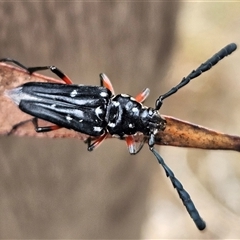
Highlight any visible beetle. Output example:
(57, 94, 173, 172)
(1, 43, 237, 230)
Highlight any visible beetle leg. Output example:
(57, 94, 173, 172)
(8, 119, 34, 135)
(32, 118, 62, 132)
(125, 134, 146, 154)
(0, 58, 73, 84)
(29, 66, 73, 85)
(134, 88, 150, 103)
(99, 73, 115, 95)
(87, 132, 108, 151)
(0, 58, 29, 71)
(8, 118, 62, 135)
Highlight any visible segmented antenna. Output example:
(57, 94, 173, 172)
(155, 43, 237, 110)
(150, 148, 206, 230)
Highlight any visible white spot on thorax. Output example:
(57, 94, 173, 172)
(113, 101, 120, 107)
(120, 93, 129, 98)
(132, 107, 139, 113)
(129, 123, 134, 128)
(130, 97, 136, 101)
(108, 122, 116, 128)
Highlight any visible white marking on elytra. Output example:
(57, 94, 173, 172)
(70, 89, 78, 97)
(51, 104, 56, 108)
(95, 106, 103, 117)
(129, 123, 134, 128)
(66, 115, 73, 122)
(130, 97, 136, 101)
(93, 126, 102, 132)
(79, 119, 83, 122)
(100, 91, 108, 97)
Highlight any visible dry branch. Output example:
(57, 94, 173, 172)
(1, 62, 240, 152)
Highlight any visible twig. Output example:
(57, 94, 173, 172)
(1, 62, 240, 152)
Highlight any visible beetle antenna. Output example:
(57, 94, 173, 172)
(150, 147, 206, 230)
(155, 43, 237, 110)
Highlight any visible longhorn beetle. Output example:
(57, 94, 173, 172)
(1, 43, 237, 230)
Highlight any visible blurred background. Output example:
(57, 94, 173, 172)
(0, 2, 240, 239)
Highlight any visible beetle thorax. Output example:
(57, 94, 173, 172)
(105, 94, 166, 137)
